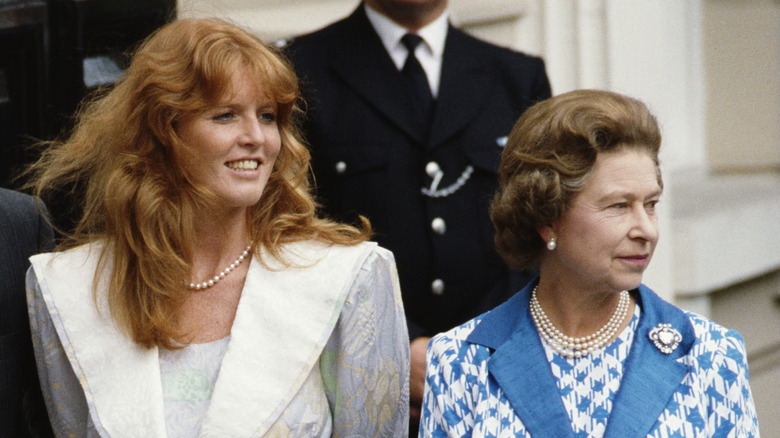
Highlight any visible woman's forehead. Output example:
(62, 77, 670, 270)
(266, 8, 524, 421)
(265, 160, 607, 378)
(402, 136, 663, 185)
(209, 66, 274, 105)
(581, 150, 661, 197)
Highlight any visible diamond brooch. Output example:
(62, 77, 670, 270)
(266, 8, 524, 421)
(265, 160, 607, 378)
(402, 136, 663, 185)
(648, 323, 682, 354)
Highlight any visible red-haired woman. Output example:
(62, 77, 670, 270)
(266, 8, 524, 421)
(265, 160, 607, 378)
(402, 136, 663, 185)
(27, 18, 409, 437)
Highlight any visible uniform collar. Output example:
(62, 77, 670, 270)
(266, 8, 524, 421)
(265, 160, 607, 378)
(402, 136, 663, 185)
(364, 2, 448, 97)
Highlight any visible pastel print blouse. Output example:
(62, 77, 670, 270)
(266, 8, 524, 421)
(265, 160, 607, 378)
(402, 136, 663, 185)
(28, 241, 410, 437)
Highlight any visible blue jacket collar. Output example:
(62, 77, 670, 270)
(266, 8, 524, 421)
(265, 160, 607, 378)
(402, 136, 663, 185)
(467, 279, 695, 437)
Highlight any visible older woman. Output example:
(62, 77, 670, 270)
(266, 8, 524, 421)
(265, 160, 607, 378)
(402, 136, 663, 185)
(26, 18, 409, 437)
(419, 90, 759, 437)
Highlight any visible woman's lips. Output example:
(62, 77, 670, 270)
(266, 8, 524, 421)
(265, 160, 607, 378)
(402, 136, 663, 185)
(619, 254, 650, 266)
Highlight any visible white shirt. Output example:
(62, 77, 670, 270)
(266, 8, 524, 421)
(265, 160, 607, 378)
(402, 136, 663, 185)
(364, 3, 449, 98)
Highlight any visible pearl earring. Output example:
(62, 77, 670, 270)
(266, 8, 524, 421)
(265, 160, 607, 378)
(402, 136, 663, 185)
(546, 237, 557, 251)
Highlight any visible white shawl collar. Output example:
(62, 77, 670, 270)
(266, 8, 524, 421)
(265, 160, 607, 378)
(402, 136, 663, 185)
(31, 240, 378, 437)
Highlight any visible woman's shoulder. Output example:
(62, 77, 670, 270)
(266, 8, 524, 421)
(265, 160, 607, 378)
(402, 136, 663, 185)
(273, 240, 390, 268)
(28, 242, 105, 300)
(30, 241, 103, 269)
(684, 311, 747, 350)
(637, 286, 748, 363)
(429, 315, 491, 359)
(324, 240, 388, 257)
(678, 310, 750, 375)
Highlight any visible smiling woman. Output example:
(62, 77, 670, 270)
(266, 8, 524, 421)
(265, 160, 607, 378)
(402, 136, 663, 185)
(23, 18, 409, 437)
(176, 66, 282, 212)
(419, 90, 760, 437)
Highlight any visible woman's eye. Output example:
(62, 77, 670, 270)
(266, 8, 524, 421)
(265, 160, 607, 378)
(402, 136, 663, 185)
(259, 112, 277, 123)
(212, 112, 234, 122)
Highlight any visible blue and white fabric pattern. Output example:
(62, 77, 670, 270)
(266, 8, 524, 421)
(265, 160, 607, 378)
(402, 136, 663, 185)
(546, 306, 640, 437)
(419, 282, 759, 438)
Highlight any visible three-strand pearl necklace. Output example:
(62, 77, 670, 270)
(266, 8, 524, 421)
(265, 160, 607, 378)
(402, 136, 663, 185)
(530, 285, 630, 359)
(187, 245, 252, 290)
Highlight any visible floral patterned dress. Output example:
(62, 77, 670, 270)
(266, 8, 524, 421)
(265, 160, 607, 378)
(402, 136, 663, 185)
(28, 241, 409, 437)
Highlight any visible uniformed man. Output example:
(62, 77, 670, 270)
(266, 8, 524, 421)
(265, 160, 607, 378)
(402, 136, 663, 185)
(286, 0, 551, 425)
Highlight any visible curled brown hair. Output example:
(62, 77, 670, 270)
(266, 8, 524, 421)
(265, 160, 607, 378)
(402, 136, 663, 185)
(27, 18, 370, 348)
(490, 89, 661, 271)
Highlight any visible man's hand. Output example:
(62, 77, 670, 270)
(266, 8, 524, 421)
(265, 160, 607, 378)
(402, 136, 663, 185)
(409, 336, 431, 423)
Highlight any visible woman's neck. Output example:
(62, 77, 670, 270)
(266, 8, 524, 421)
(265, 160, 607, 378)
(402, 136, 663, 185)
(189, 207, 252, 281)
(177, 208, 253, 343)
(534, 276, 635, 340)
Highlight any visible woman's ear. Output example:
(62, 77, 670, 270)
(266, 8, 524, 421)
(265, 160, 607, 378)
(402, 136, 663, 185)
(535, 223, 555, 243)
(536, 223, 558, 251)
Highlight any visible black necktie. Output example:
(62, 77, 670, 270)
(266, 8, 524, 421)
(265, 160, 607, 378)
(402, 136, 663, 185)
(401, 33, 434, 134)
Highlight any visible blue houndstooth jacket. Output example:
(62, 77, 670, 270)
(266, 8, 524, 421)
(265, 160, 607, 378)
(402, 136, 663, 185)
(420, 280, 759, 437)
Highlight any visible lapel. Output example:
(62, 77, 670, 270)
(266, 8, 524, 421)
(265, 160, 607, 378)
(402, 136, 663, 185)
(199, 241, 374, 437)
(467, 280, 576, 438)
(428, 27, 495, 150)
(30, 245, 167, 437)
(467, 281, 695, 438)
(327, 7, 426, 144)
(32, 241, 376, 437)
(603, 285, 695, 438)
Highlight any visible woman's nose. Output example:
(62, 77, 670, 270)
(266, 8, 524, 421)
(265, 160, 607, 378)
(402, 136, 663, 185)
(241, 118, 264, 147)
(629, 205, 659, 241)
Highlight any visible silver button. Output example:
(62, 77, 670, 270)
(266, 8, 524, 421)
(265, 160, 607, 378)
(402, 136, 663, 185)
(431, 279, 445, 295)
(425, 161, 440, 178)
(335, 161, 347, 174)
(431, 217, 446, 235)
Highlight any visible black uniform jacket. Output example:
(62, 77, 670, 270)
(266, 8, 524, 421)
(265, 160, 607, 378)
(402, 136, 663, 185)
(287, 5, 552, 339)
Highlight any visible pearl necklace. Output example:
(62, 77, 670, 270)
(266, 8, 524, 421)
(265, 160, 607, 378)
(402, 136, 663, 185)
(530, 285, 630, 359)
(187, 245, 252, 290)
